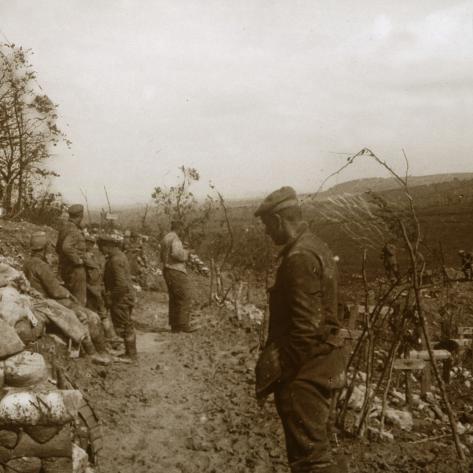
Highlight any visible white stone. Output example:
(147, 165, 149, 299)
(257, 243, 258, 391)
(385, 408, 414, 431)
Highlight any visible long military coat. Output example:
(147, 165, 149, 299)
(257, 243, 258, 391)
(268, 228, 345, 388)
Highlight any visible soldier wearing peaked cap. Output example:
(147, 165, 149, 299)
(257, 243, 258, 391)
(254, 187, 347, 473)
(56, 204, 87, 306)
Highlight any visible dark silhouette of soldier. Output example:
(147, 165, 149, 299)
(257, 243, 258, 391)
(254, 186, 347, 473)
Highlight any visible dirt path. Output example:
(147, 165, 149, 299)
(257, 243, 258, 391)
(83, 292, 288, 473)
(69, 289, 469, 473)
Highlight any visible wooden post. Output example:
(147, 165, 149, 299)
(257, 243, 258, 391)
(421, 312, 433, 399)
(348, 304, 359, 331)
(209, 258, 215, 305)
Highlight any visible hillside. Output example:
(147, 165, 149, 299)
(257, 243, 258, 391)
(318, 172, 473, 198)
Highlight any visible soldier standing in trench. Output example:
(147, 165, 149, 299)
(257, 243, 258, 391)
(160, 220, 198, 333)
(97, 235, 137, 362)
(84, 235, 121, 345)
(125, 231, 148, 287)
(254, 187, 347, 473)
(56, 204, 87, 305)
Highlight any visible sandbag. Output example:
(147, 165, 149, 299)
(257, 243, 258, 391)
(0, 390, 83, 426)
(5, 457, 41, 473)
(0, 430, 18, 449)
(0, 264, 22, 289)
(0, 287, 37, 328)
(33, 300, 87, 344)
(14, 318, 44, 345)
(0, 446, 10, 463)
(41, 457, 72, 473)
(72, 444, 88, 473)
(4, 352, 48, 388)
(0, 320, 25, 360)
(12, 425, 72, 459)
(24, 426, 60, 445)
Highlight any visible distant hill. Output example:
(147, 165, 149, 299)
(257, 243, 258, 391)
(318, 173, 473, 198)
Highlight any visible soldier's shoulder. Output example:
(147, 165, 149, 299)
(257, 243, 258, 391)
(24, 255, 49, 271)
(111, 250, 128, 263)
(61, 221, 80, 234)
(287, 231, 336, 272)
(291, 231, 332, 257)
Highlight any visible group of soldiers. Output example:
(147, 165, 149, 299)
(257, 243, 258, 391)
(22, 190, 348, 472)
(24, 204, 138, 363)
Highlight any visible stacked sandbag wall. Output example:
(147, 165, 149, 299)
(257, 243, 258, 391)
(0, 262, 99, 473)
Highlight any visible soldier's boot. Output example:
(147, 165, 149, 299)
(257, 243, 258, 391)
(122, 333, 138, 362)
(81, 335, 111, 366)
(101, 317, 122, 349)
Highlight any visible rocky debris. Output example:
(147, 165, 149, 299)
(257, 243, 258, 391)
(224, 300, 264, 324)
(188, 254, 210, 277)
(444, 267, 465, 281)
(384, 408, 414, 431)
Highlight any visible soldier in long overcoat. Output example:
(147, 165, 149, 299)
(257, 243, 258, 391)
(56, 204, 87, 305)
(254, 187, 347, 473)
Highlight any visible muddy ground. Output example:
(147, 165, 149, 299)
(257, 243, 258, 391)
(65, 285, 470, 473)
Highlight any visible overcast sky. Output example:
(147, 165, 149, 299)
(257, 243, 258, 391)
(2, 0, 472, 207)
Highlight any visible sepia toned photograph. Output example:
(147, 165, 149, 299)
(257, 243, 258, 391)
(0, 1, 472, 472)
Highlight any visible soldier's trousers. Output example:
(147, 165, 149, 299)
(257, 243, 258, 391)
(110, 300, 135, 339)
(275, 378, 335, 472)
(62, 266, 87, 306)
(86, 285, 106, 317)
(163, 268, 191, 330)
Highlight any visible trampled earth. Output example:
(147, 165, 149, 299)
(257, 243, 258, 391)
(67, 286, 471, 473)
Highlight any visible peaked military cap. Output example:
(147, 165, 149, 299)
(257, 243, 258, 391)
(254, 186, 299, 217)
(68, 204, 84, 216)
(30, 231, 48, 250)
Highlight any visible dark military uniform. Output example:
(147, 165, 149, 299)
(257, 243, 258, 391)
(125, 239, 147, 285)
(84, 247, 107, 316)
(56, 220, 87, 305)
(268, 227, 345, 472)
(103, 247, 135, 340)
(254, 186, 346, 473)
(24, 255, 71, 301)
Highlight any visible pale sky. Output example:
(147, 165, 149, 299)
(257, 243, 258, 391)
(2, 0, 473, 207)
